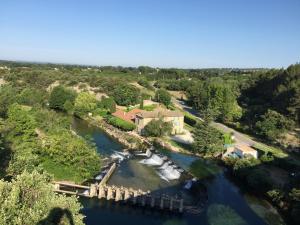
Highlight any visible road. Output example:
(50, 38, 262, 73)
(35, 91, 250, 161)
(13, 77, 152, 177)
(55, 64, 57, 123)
(173, 98, 257, 146)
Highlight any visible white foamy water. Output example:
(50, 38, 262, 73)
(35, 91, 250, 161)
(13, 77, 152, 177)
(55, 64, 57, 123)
(111, 151, 126, 161)
(139, 154, 164, 166)
(136, 149, 152, 157)
(158, 165, 181, 181)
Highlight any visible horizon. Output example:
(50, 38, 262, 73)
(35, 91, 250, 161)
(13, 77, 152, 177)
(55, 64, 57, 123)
(1, 0, 300, 68)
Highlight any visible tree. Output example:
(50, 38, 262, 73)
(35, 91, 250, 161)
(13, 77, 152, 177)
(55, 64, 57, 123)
(112, 84, 140, 106)
(0, 85, 17, 117)
(143, 119, 172, 137)
(74, 92, 98, 117)
(154, 89, 171, 107)
(186, 81, 241, 122)
(100, 97, 116, 113)
(0, 170, 84, 225)
(255, 109, 293, 141)
(17, 88, 46, 106)
(192, 122, 223, 156)
(7, 103, 36, 139)
(49, 86, 76, 111)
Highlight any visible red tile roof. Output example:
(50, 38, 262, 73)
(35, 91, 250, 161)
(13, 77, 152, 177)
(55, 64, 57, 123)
(112, 108, 144, 123)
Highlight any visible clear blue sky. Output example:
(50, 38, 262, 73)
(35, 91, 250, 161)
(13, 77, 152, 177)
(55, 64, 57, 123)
(0, 0, 299, 68)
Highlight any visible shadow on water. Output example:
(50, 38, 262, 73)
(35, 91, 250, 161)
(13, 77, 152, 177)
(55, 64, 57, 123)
(37, 207, 74, 225)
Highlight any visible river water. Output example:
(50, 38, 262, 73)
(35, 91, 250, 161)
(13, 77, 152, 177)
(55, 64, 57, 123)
(72, 118, 285, 225)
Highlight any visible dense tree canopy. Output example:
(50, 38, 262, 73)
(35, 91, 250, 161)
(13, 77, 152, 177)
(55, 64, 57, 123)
(49, 85, 76, 111)
(143, 119, 172, 137)
(0, 170, 84, 225)
(192, 122, 224, 157)
(154, 89, 171, 107)
(111, 84, 140, 106)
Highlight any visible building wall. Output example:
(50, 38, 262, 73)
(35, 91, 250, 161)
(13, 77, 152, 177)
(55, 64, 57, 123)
(136, 116, 184, 135)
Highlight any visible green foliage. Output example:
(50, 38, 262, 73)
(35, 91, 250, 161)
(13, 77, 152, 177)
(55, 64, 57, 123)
(17, 87, 47, 106)
(255, 109, 294, 141)
(0, 170, 84, 225)
(246, 168, 273, 192)
(112, 83, 140, 106)
(184, 113, 197, 126)
(106, 115, 136, 131)
(49, 86, 76, 111)
(192, 122, 223, 156)
(143, 119, 172, 137)
(7, 104, 37, 140)
(74, 92, 98, 117)
(40, 131, 100, 181)
(241, 64, 300, 127)
(99, 96, 116, 113)
(207, 204, 247, 225)
(187, 81, 242, 122)
(0, 85, 17, 117)
(154, 89, 171, 107)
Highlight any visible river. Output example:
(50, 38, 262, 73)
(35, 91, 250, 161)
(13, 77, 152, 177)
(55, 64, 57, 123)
(72, 118, 285, 225)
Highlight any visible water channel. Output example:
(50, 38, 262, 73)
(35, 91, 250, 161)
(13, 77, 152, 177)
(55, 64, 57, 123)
(72, 118, 285, 225)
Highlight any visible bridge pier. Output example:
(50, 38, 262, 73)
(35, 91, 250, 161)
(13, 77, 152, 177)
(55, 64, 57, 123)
(115, 187, 122, 201)
(179, 199, 184, 213)
(170, 197, 174, 211)
(98, 185, 106, 199)
(90, 184, 97, 197)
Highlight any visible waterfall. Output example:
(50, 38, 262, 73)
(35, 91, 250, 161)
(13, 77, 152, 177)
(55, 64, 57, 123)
(136, 148, 152, 157)
(139, 153, 164, 166)
(158, 165, 181, 181)
(159, 161, 171, 170)
(111, 151, 125, 161)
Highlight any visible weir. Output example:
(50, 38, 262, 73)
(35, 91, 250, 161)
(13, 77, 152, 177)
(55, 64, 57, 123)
(53, 182, 184, 213)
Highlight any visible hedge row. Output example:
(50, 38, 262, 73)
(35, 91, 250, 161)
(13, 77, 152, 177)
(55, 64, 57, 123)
(106, 115, 136, 131)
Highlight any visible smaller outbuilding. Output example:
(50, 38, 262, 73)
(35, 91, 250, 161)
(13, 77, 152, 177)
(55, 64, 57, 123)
(223, 144, 258, 159)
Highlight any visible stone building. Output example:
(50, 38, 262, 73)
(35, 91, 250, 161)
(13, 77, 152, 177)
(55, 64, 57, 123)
(135, 108, 184, 135)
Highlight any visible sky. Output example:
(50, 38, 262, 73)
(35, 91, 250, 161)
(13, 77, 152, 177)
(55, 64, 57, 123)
(0, 0, 299, 68)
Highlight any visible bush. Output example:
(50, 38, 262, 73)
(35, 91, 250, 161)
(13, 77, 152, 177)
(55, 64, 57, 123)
(106, 116, 136, 131)
(184, 113, 197, 126)
(143, 119, 172, 137)
(49, 86, 76, 111)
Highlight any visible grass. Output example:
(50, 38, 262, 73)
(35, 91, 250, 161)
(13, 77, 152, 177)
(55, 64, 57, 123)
(253, 142, 288, 158)
(42, 158, 86, 183)
(168, 139, 192, 152)
(142, 104, 157, 111)
(189, 159, 221, 179)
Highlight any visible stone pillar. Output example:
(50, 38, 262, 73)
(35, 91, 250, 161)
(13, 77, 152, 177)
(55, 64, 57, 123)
(107, 186, 113, 200)
(179, 199, 184, 213)
(124, 188, 130, 201)
(54, 183, 60, 190)
(133, 190, 138, 204)
(160, 197, 164, 209)
(151, 196, 155, 208)
(98, 185, 106, 199)
(141, 195, 146, 206)
(169, 197, 174, 211)
(115, 187, 122, 201)
(90, 184, 97, 197)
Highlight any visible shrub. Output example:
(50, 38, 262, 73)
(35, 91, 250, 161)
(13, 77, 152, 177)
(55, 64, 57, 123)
(184, 113, 197, 126)
(106, 116, 136, 131)
(143, 119, 172, 137)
